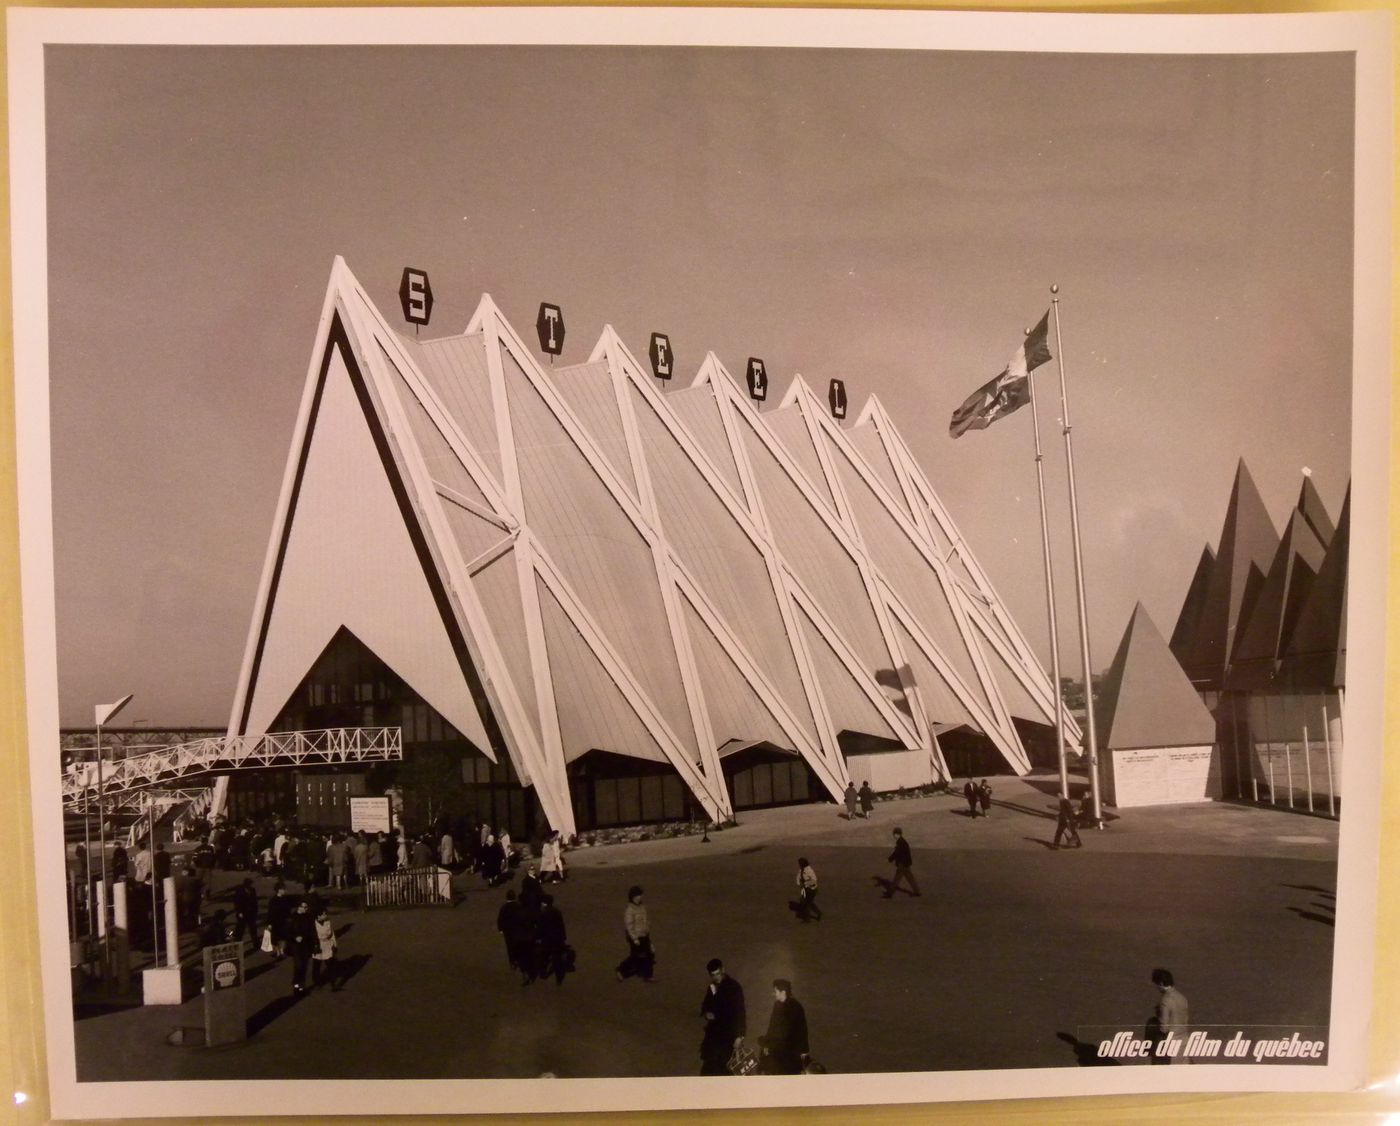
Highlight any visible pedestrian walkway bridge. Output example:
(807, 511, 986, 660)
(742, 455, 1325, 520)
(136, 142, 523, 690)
(60, 727, 403, 810)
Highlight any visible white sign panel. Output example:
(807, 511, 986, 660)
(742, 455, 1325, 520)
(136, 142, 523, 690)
(1108, 745, 1222, 808)
(349, 795, 392, 834)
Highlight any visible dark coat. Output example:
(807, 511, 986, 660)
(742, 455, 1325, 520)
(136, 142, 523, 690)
(537, 904, 567, 951)
(761, 997, 810, 1073)
(286, 907, 316, 959)
(233, 883, 258, 924)
(888, 837, 913, 868)
(701, 975, 747, 1046)
(267, 893, 294, 941)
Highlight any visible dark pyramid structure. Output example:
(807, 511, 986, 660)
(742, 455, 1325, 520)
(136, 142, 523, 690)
(1225, 499, 1328, 690)
(1296, 471, 1336, 547)
(1098, 603, 1218, 751)
(1278, 484, 1349, 689)
(1176, 460, 1279, 690)
(1169, 545, 1216, 659)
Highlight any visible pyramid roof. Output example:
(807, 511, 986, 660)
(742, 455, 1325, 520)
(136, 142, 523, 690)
(1278, 484, 1349, 689)
(1297, 473, 1336, 546)
(1169, 545, 1216, 661)
(1224, 507, 1326, 690)
(1177, 460, 1278, 689)
(1097, 604, 1218, 750)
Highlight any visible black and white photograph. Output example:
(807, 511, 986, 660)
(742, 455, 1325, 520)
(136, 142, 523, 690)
(7, 6, 1391, 1118)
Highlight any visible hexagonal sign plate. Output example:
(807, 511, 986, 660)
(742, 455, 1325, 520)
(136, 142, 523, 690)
(537, 302, 565, 355)
(649, 332, 674, 380)
(399, 267, 433, 327)
(746, 357, 768, 402)
(829, 378, 848, 420)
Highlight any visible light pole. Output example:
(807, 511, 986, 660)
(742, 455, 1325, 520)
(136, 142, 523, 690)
(94, 694, 133, 978)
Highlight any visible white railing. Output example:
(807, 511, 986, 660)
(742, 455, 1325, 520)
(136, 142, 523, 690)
(62, 727, 403, 809)
(172, 789, 216, 840)
(364, 865, 453, 909)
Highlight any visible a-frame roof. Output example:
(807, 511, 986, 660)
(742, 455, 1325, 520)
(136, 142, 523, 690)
(225, 259, 1080, 832)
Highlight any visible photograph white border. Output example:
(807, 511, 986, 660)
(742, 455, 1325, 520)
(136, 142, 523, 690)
(8, 6, 1392, 1119)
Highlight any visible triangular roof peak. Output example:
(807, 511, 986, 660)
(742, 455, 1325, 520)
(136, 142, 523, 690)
(853, 393, 887, 428)
(690, 350, 730, 391)
(1296, 470, 1335, 545)
(463, 292, 504, 336)
(588, 323, 624, 365)
(778, 372, 816, 409)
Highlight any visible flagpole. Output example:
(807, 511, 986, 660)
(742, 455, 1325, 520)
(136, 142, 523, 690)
(1025, 329, 1070, 800)
(1050, 285, 1103, 825)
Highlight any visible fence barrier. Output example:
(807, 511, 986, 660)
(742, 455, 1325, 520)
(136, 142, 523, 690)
(364, 865, 452, 909)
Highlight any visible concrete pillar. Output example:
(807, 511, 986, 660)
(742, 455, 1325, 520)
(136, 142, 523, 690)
(113, 880, 128, 933)
(163, 876, 179, 968)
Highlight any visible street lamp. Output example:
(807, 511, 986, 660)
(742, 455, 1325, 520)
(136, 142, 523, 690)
(94, 694, 133, 965)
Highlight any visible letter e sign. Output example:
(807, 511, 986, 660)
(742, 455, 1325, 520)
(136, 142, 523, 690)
(746, 358, 768, 402)
(649, 333, 673, 380)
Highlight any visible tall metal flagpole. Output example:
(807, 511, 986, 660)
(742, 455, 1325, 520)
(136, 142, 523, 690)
(1025, 329, 1070, 799)
(1050, 285, 1103, 824)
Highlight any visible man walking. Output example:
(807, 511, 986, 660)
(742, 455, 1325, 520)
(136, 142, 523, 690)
(963, 779, 980, 818)
(287, 898, 316, 994)
(1052, 794, 1083, 849)
(536, 893, 569, 985)
(699, 958, 746, 1075)
(843, 782, 859, 821)
(232, 877, 259, 947)
(1149, 967, 1190, 1064)
(758, 979, 810, 1074)
(884, 828, 921, 897)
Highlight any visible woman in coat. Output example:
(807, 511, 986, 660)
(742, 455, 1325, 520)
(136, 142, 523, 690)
(539, 832, 565, 883)
(311, 907, 339, 990)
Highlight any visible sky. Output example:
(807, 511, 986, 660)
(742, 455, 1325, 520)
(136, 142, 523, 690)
(42, 43, 1355, 727)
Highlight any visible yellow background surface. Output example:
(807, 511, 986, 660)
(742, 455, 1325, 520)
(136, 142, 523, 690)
(0, 2, 1394, 1123)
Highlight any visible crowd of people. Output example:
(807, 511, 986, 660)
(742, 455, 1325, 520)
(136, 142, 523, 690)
(72, 777, 1134, 1071)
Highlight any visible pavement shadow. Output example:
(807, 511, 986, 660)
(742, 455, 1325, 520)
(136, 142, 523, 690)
(1283, 883, 1335, 927)
(1057, 1032, 1120, 1066)
(335, 953, 373, 989)
(335, 922, 356, 938)
(73, 995, 143, 1022)
(1023, 837, 1059, 851)
(246, 990, 305, 1037)
(243, 957, 284, 985)
(870, 876, 919, 898)
(948, 808, 980, 819)
(989, 799, 1058, 821)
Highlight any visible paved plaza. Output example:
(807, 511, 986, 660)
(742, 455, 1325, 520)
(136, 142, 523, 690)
(72, 775, 1338, 1081)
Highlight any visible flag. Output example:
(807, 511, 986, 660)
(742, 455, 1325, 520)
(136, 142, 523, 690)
(949, 311, 1052, 438)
